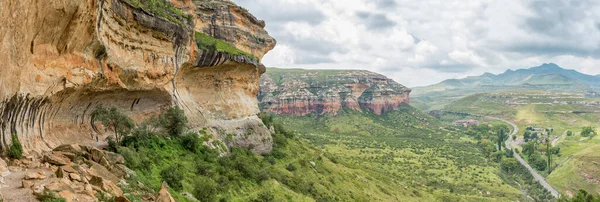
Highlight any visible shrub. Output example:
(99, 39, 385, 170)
(107, 137, 118, 153)
(37, 191, 67, 202)
(566, 131, 573, 137)
(286, 163, 297, 172)
(6, 134, 23, 159)
(252, 191, 275, 202)
(180, 132, 201, 153)
(193, 177, 218, 202)
(160, 164, 184, 190)
(159, 106, 188, 137)
(119, 147, 153, 173)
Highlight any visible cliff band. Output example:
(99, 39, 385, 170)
(259, 68, 411, 116)
(0, 0, 276, 154)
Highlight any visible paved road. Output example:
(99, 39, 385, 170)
(488, 116, 561, 198)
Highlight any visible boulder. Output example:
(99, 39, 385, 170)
(116, 164, 137, 179)
(90, 175, 122, 196)
(57, 190, 74, 202)
(89, 148, 106, 163)
(56, 167, 65, 178)
(43, 152, 71, 166)
(115, 196, 132, 202)
(0, 158, 9, 177)
(44, 182, 70, 192)
(22, 180, 34, 188)
(87, 161, 120, 184)
(155, 181, 176, 202)
(105, 151, 125, 165)
(53, 144, 83, 154)
(69, 173, 82, 182)
(61, 166, 78, 174)
(24, 171, 46, 180)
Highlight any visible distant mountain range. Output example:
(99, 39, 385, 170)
(412, 63, 600, 111)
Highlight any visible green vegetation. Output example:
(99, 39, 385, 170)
(6, 133, 23, 159)
(581, 126, 596, 138)
(37, 191, 67, 202)
(271, 104, 541, 201)
(464, 124, 553, 201)
(195, 32, 257, 60)
(104, 107, 410, 201)
(559, 190, 600, 202)
(444, 91, 600, 195)
(158, 106, 188, 137)
(123, 0, 191, 25)
(92, 105, 134, 145)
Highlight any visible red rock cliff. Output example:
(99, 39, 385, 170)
(259, 68, 411, 116)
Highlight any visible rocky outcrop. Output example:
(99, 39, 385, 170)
(155, 181, 176, 202)
(0, 0, 275, 154)
(259, 69, 411, 116)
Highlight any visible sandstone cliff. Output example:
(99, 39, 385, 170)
(0, 0, 275, 154)
(259, 68, 411, 116)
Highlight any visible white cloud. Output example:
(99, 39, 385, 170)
(234, 0, 600, 87)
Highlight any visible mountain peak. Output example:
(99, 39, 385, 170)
(535, 63, 562, 70)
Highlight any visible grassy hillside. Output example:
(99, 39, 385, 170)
(444, 91, 600, 197)
(105, 107, 420, 201)
(268, 104, 554, 201)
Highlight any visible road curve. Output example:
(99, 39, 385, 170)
(488, 116, 561, 198)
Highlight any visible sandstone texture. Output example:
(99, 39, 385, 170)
(0, 0, 275, 154)
(259, 68, 411, 115)
(0, 144, 136, 201)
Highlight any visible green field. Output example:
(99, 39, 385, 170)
(443, 91, 600, 197)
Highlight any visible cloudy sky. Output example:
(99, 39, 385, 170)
(234, 0, 600, 87)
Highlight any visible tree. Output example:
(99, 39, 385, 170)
(493, 125, 509, 151)
(524, 131, 531, 142)
(564, 189, 600, 202)
(91, 105, 134, 144)
(523, 142, 536, 157)
(6, 134, 23, 159)
(531, 132, 539, 141)
(159, 106, 188, 137)
(546, 128, 553, 173)
(581, 126, 596, 138)
(530, 154, 547, 171)
(501, 158, 519, 173)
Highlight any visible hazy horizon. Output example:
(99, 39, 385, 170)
(235, 0, 600, 87)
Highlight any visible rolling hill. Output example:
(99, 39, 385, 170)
(412, 63, 600, 111)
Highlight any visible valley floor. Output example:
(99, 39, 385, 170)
(442, 91, 600, 197)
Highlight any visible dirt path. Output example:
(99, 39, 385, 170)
(552, 130, 567, 147)
(0, 167, 50, 202)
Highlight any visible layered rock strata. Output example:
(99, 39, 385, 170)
(259, 69, 411, 116)
(0, 0, 275, 154)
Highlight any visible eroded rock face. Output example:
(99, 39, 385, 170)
(0, 0, 275, 154)
(259, 69, 411, 115)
